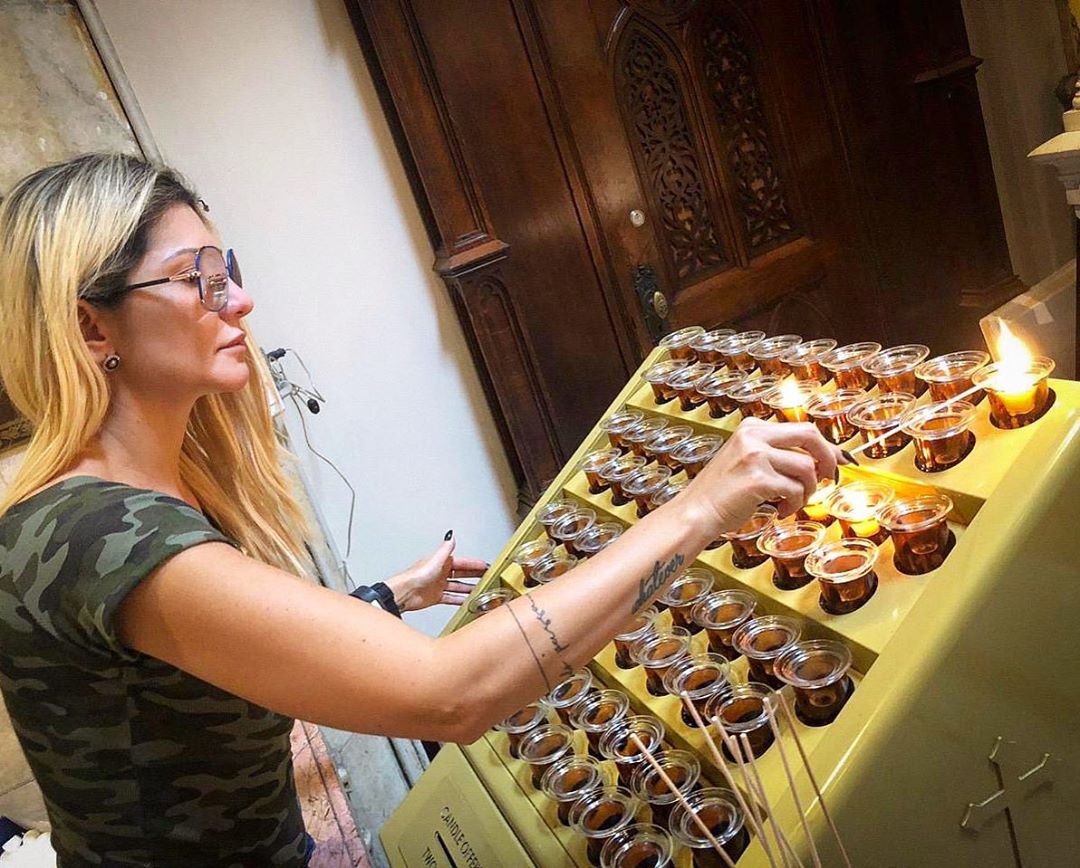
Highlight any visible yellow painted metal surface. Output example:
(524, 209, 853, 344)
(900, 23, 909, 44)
(384, 347, 1080, 867)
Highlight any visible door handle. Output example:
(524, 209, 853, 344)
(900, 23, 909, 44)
(633, 263, 670, 342)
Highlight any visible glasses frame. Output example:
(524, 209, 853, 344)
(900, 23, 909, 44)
(123, 245, 241, 312)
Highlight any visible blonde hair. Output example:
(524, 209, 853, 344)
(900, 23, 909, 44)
(0, 153, 309, 573)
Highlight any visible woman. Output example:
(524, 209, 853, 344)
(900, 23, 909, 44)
(0, 154, 841, 867)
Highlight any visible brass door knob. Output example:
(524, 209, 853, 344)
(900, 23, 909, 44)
(652, 290, 670, 318)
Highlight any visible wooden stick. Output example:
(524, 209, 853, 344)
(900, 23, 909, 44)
(738, 732, 804, 868)
(847, 380, 982, 457)
(711, 715, 789, 868)
(630, 733, 737, 868)
(764, 697, 822, 868)
(774, 693, 853, 868)
(680, 694, 774, 865)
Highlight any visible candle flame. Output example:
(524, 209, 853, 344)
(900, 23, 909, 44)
(992, 320, 1035, 393)
(778, 377, 805, 407)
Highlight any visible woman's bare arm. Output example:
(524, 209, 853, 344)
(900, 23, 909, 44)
(117, 420, 839, 743)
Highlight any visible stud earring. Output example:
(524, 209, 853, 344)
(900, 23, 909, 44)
(103, 354, 121, 372)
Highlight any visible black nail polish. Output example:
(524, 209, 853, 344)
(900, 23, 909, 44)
(841, 449, 859, 466)
(444, 529, 453, 541)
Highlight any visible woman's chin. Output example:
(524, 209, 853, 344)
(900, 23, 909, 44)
(209, 361, 252, 393)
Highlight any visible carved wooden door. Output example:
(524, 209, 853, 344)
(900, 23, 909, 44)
(524, 0, 882, 343)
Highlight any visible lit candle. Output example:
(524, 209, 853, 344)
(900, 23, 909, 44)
(766, 378, 817, 423)
(827, 481, 893, 545)
(991, 323, 1037, 414)
(799, 479, 836, 524)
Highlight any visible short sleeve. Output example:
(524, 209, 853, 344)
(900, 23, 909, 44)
(35, 483, 233, 660)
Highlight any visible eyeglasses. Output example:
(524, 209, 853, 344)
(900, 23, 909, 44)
(123, 245, 242, 312)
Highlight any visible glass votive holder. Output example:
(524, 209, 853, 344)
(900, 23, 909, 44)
(648, 478, 687, 512)
(757, 521, 827, 590)
(632, 627, 692, 697)
(669, 788, 751, 866)
(631, 750, 701, 830)
(466, 586, 518, 618)
(570, 688, 631, 758)
(697, 369, 748, 418)
(806, 388, 863, 444)
(642, 358, 690, 405)
(624, 417, 670, 458)
(577, 522, 625, 558)
(748, 333, 802, 376)
(538, 497, 578, 541)
(659, 325, 706, 361)
(546, 669, 596, 724)
(668, 363, 716, 412)
(541, 755, 606, 827)
(971, 356, 1056, 429)
(600, 822, 674, 868)
(732, 616, 801, 689)
(623, 465, 674, 518)
(670, 434, 723, 479)
(805, 537, 880, 615)
(798, 478, 836, 525)
(581, 448, 623, 494)
(512, 537, 557, 587)
(602, 454, 648, 507)
(494, 702, 548, 759)
(602, 409, 646, 453)
(862, 344, 930, 395)
(780, 337, 837, 384)
(599, 715, 667, 788)
(691, 589, 757, 661)
(826, 481, 894, 545)
(657, 568, 715, 633)
(915, 350, 990, 403)
(644, 425, 694, 469)
(764, 379, 819, 423)
(723, 504, 778, 569)
(822, 341, 882, 391)
(569, 786, 642, 867)
(903, 400, 977, 472)
(717, 330, 766, 372)
(775, 639, 854, 727)
(663, 653, 731, 728)
(727, 374, 783, 421)
(878, 492, 954, 575)
(519, 723, 576, 789)
(533, 553, 580, 584)
(613, 607, 659, 669)
(552, 507, 598, 557)
(689, 328, 736, 364)
(847, 392, 917, 459)
(709, 684, 777, 760)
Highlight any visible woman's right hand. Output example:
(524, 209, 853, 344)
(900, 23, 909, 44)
(679, 418, 844, 537)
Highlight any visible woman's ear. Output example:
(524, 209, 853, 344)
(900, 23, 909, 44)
(77, 300, 115, 365)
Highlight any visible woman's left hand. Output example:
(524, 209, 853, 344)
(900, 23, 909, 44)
(383, 536, 489, 612)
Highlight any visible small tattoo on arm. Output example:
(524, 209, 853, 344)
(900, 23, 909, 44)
(527, 594, 569, 655)
(505, 604, 554, 692)
(632, 553, 686, 612)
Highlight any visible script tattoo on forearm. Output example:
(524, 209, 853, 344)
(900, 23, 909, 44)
(504, 598, 575, 691)
(632, 553, 686, 613)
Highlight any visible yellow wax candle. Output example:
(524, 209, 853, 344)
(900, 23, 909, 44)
(999, 383, 1037, 415)
(850, 516, 881, 538)
(780, 404, 810, 423)
(803, 501, 830, 522)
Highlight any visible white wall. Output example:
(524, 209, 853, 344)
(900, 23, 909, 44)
(962, 0, 1075, 287)
(92, 0, 518, 635)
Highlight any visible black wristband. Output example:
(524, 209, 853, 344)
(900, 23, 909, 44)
(349, 582, 402, 618)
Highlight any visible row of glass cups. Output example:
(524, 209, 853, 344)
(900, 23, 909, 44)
(650, 328, 1055, 434)
(492, 670, 754, 865)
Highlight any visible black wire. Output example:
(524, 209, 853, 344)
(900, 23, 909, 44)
(274, 352, 357, 591)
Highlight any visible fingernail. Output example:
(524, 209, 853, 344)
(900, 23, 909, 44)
(444, 529, 453, 541)
(841, 449, 859, 466)
(484, 562, 491, 569)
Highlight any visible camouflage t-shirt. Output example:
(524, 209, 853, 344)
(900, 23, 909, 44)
(0, 477, 308, 867)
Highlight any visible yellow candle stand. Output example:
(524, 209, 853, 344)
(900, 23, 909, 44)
(382, 346, 1080, 867)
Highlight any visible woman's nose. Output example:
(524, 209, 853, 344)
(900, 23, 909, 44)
(222, 277, 254, 320)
